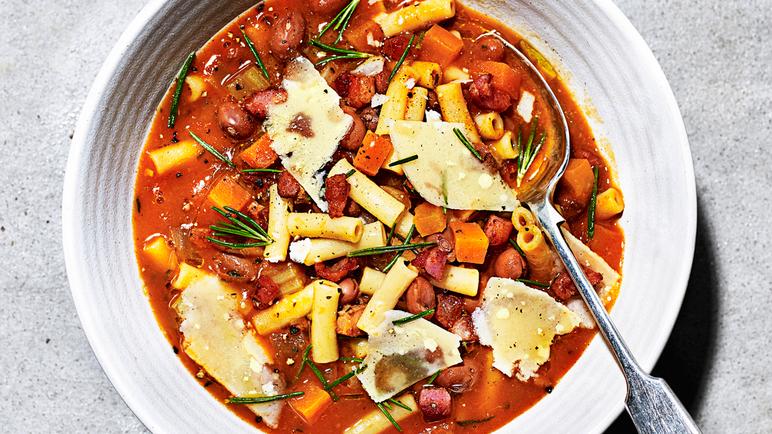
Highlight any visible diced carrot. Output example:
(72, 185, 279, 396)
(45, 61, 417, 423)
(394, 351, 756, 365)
(558, 158, 595, 207)
(449, 221, 489, 264)
(345, 15, 385, 53)
(353, 131, 393, 176)
(289, 381, 333, 425)
(240, 134, 277, 169)
(470, 61, 522, 99)
(207, 176, 253, 210)
(418, 24, 464, 67)
(414, 203, 447, 237)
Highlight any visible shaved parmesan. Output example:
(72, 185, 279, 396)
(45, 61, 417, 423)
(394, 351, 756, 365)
(265, 57, 352, 211)
(357, 310, 462, 402)
(425, 109, 442, 122)
(371, 93, 389, 108)
(562, 227, 621, 298)
(353, 56, 385, 76)
(472, 278, 580, 380)
(516, 90, 535, 122)
(388, 120, 519, 211)
(173, 265, 285, 427)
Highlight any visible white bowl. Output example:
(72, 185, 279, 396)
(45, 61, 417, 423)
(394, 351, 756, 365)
(62, 0, 696, 432)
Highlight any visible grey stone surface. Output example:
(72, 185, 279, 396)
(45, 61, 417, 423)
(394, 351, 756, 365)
(0, 0, 769, 432)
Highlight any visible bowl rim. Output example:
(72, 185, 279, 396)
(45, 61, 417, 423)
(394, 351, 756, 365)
(62, 0, 697, 432)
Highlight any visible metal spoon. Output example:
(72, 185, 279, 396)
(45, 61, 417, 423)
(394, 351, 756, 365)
(485, 32, 701, 434)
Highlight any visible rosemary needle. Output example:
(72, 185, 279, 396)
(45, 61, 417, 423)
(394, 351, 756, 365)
(168, 51, 195, 129)
(389, 34, 416, 83)
(587, 166, 599, 239)
(392, 308, 435, 325)
(453, 128, 482, 161)
(227, 391, 303, 404)
(189, 130, 235, 168)
(347, 242, 436, 258)
(241, 29, 269, 80)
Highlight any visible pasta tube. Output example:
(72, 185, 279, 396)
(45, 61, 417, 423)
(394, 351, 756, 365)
(295, 222, 386, 265)
(359, 267, 386, 295)
(595, 188, 625, 220)
(474, 112, 505, 140)
(142, 236, 178, 273)
(374, 0, 456, 37)
(411, 61, 443, 89)
(404, 87, 429, 121)
(490, 131, 516, 160)
(357, 260, 418, 333)
(287, 213, 364, 243)
(328, 160, 406, 227)
(252, 284, 314, 335)
(442, 65, 470, 83)
(394, 211, 415, 239)
(343, 394, 417, 434)
(376, 65, 417, 135)
(512, 206, 536, 232)
(311, 280, 341, 363)
(516, 224, 556, 284)
(436, 81, 482, 143)
(429, 265, 479, 296)
(263, 185, 293, 263)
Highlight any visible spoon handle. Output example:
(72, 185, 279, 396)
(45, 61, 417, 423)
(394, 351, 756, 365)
(534, 204, 700, 434)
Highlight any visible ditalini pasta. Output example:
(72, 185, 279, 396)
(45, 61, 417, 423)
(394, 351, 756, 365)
(134, 0, 627, 430)
(287, 213, 364, 243)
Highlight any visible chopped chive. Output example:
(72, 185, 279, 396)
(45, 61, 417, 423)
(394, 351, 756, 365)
(241, 29, 269, 80)
(388, 34, 416, 83)
(168, 51, 195, 128)
(382, 225, 416, 273)
(189, 130, 235, 167)
(388, 398, 412, 412)
(376, 402, 402, 432)
(588, 166, 599, 239)
(426, 370, 441, 385)
(385, 224, 397, 245)
(345, 169, 356, 178)
(227, 391, 304, 404)
(242, 168, 282, 173)
(453, 128, 482, 161)
(508, 238, 526, 259)
(516, 278, 549, 288)
(327, 365, 366, 390)
(456, 415, 495, 427)
(388, 154, 418, 167)
(348, 241, 435, 258)
(392, 308, 434, 325)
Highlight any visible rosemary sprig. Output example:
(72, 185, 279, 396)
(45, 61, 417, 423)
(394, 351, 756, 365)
(317, 0, 360, 44)
(213, 206, 271, 241)
(516, 117, 546, 186)
(348, 241, 435, 258)
(168, 51, 195, 128)
(207, 206, 271, 249)
(206, 238, 270, 249)
(389, 155, 418, 167)
(242, 168, 282, 173)
(587, 166, 599, 239)
(426, 370, 441, 385)
(309, 40, 371, 67)
(376, 402, 402, 432)
(453, 128, 482, 161)
(388, 34, 416, 83)
(241, 29, 269, 80)
(227, 391, 303, 404)
(189, 131, 235, 168)
(392, 308, 434, 325)
(516, 278, 549, 288)
(382, 225, 416, 273)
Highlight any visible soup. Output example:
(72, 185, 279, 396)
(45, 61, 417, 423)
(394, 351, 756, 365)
(133, 0, 625, 432)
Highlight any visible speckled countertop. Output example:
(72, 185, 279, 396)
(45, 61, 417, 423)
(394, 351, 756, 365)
(0, 0, 770, 432)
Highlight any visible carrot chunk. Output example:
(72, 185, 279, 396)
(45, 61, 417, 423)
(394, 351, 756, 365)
(558, 158, 595, 207)
(289, 381, 333, 425)
(418, 24, 464, 67)
(240, 134, 277, 169)
(414, 203, 447, 237)
(353, 131, 393, 176)
(470, 61, 522, 99)
(207, 176, 253, 210)
(449, 221, 489, 264)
